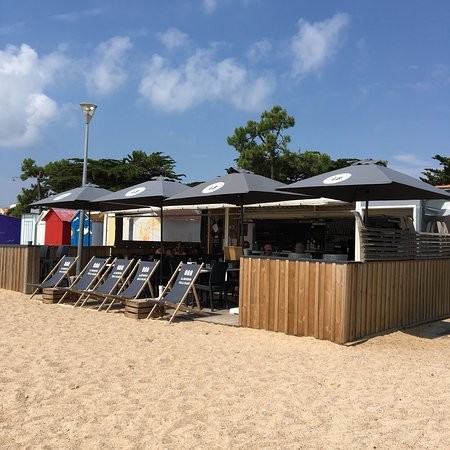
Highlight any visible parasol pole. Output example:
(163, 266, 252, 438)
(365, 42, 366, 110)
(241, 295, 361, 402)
(363, 190, 369, 226)
(239, 194, 245, 247)
(159, 204, 164, 291)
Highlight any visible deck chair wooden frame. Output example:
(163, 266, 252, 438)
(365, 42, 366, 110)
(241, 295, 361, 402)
(57, 256, 111, 304)
(97, 259, 160, 312)
(146, 261, 205, 324)
(29, 255, 79, 299)
(74, 258, 135, 308)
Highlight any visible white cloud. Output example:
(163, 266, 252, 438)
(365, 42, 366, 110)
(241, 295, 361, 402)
(138, 48, 274, 112)
(157, 28, 190, 51)
(291, 13, 350, 77)
(0, 44, 66, 149)
(202, 0, 218, 14)
(247, 38, 272, 64)
(52, 8, 103, 22)
(84, 36, 132, 95)
(405, 64, 450, 92)
(390, 153, 435, 178)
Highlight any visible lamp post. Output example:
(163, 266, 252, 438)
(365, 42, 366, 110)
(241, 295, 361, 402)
(76, 103, 97, 274)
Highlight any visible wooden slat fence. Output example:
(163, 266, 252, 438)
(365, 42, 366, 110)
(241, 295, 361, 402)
(0, 245, 120, 294)
(360, 227, 450, 260)
(355, 210, 450, 261)
(239, 257, 450, 344)
(0, 246, 41, 293)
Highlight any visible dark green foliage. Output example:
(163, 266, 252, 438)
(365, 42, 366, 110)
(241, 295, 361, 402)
(227, 105, 295, 180)
(10, 150, 184, 215)
(421, 155, 450, 185)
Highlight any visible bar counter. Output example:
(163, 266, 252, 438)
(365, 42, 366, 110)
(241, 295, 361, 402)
(239, 255, 450, 344)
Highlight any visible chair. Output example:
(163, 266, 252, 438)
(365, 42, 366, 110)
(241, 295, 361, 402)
(225, 260, 240, 305)
(29, 255, 79, 299)
(39, 245, 51, 281)
(146, 262, 205, 323)
(74, 258, 135, 308)
(55, 245, 70, 260)
(97, 259, 160, 312)
(57, 256, 111, 304)
(152, 254, 174, 287)
(194, 260, 228, 311)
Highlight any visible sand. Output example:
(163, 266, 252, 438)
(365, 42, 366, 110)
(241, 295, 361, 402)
(0, 289, 449, 449)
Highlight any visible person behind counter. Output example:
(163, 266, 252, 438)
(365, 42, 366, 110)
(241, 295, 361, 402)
(263, 243, 273, 256)
(293, 242, 306, 253)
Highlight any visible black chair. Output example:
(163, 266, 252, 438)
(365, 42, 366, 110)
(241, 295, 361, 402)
(39, 245, 51, 280)
(55, 245, 70, 260)
(152, 254, 174, 287)
(225, 260, 240, 304)
(195, 261, 228, 311)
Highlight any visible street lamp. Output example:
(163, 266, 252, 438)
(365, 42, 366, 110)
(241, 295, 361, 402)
(76, 103, 97, 274)
(80, 103, 97, 186)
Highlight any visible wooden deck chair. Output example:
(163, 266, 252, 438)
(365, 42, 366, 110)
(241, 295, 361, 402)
(98, 259, 160, 312)
(29, 255, 79, 299)
(146, 262, 205, 324)
(74, 258, 135, 308)
(57, 256, 110, 304)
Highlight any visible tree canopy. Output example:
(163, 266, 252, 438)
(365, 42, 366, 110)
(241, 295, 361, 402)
(227, 105, 295, 180)
(227, 105, 360, 183)
(421, 155, 450, 186)
(10, 150, 183, 216)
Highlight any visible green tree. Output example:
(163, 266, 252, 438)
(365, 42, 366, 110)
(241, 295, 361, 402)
(120, 150, 184, 185)
(227, 105, 295, 179)
(279, 150, 335, 183)
(10, 150, 183, 215)
(421, 154, 450, 185)
(9, 159, 47, 216)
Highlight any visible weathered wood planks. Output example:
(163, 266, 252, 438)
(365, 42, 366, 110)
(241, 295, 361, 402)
(240, 257, 450, 344)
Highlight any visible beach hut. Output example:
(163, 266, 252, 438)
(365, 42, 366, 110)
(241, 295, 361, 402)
(43, 209, 75, 245)
(0, 215, 21, 244)
(70, 211, 104, 246)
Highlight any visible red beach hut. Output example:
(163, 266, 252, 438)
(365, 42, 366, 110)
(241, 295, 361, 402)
(43, 209, 76, 245)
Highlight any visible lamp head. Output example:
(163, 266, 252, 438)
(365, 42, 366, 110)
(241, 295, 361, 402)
(80, 103, 97, 124)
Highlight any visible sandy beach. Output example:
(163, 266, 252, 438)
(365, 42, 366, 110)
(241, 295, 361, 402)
(1, 289, 449, 449)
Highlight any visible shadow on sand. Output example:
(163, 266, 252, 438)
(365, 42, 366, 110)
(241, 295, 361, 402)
(401, 318, 450, 339)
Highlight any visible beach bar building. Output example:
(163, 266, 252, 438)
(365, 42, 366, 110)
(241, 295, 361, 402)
(239, 199, 450, 344)
(2, 193, 450, 344)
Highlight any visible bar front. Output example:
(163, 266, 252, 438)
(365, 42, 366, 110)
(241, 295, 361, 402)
(239, 232, 450, 344)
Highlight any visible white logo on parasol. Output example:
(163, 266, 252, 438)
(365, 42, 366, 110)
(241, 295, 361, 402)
(202, 182, 225, 194)
(323, 173, 352, 185)
(125, 187, 146, 197)
(54, 192, 72, 200)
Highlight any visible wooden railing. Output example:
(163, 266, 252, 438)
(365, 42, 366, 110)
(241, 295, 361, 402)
(360, 227, 450, 260)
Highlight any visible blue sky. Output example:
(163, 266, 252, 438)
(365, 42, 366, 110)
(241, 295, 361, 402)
(1, 0, 450, 207)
